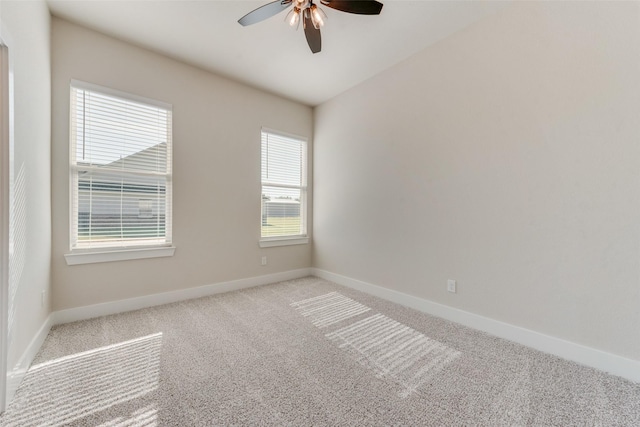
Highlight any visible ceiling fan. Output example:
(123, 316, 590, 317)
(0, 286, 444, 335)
(238, 0, 384, 54)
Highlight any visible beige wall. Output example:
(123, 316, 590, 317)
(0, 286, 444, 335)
(0, 0, 52, 379)
(313, 1, 640, 360)
(51, 18, 313, 310)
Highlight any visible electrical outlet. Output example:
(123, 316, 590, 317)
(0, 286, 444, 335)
(447, 279, 456, 293)
(261, 256, 267, 266)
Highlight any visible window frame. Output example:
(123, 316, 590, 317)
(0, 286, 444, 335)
(259, 127, 309, 248)
(65, 80, 175, 265)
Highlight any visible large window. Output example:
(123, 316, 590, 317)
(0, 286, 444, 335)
(69, 80, 172, 251)
(261, 129, 307, 243)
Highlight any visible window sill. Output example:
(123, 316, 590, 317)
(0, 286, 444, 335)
(65, 246, 176, 266)
(259, 237, 309, 248)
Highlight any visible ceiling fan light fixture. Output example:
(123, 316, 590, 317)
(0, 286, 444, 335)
(310, 4, 327, 29)
(286, 7, 301, 28)
(238, 0, 384, 53)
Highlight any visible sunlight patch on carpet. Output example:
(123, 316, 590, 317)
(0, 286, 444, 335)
(1, 333, 162, 427)
(97, 404, 158, 427)
(326, 313, 461, 398)
(290, 292, 371, 328)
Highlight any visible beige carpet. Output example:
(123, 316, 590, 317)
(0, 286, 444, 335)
(1, 276, 639, 426)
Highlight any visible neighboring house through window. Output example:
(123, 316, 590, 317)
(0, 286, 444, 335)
(260, 128, 307, 246)
(69, 80, 173, 251)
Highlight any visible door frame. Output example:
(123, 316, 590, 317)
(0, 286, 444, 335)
(0, 23, 13, 414)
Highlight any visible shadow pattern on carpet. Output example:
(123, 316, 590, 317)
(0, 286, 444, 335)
(1, 277, 639, 426)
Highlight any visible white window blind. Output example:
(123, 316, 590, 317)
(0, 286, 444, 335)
(69, 81, 172, 250)
(261, 129, 307, 239)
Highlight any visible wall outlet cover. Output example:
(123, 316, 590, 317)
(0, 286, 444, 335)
(447, 279, 456, 293)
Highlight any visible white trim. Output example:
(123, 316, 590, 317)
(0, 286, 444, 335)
(0, 26, 13, 414)
(311, 268, 640, 384)
(259, 237, 309, 248)
(69, 79, 172, 110)
(53, 268, 312, 324)
(5, 315, 53, 407)
(64, 246, 176, 265)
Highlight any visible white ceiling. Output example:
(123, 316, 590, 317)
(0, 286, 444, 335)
(47, 0, 507, 106)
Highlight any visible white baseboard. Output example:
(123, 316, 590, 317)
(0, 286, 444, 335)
(53, 268, 312, 325)
(312, 268, 640, 384)
(5, 314, 53, 407)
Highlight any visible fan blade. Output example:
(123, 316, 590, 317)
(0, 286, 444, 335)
(303, 10, 321, 53)
(238, 0, 293, 26)
(320, 0, 383, 15)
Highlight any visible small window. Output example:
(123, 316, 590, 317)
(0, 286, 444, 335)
(69, 80, 172, 250)
(261, 129, 307, 240)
